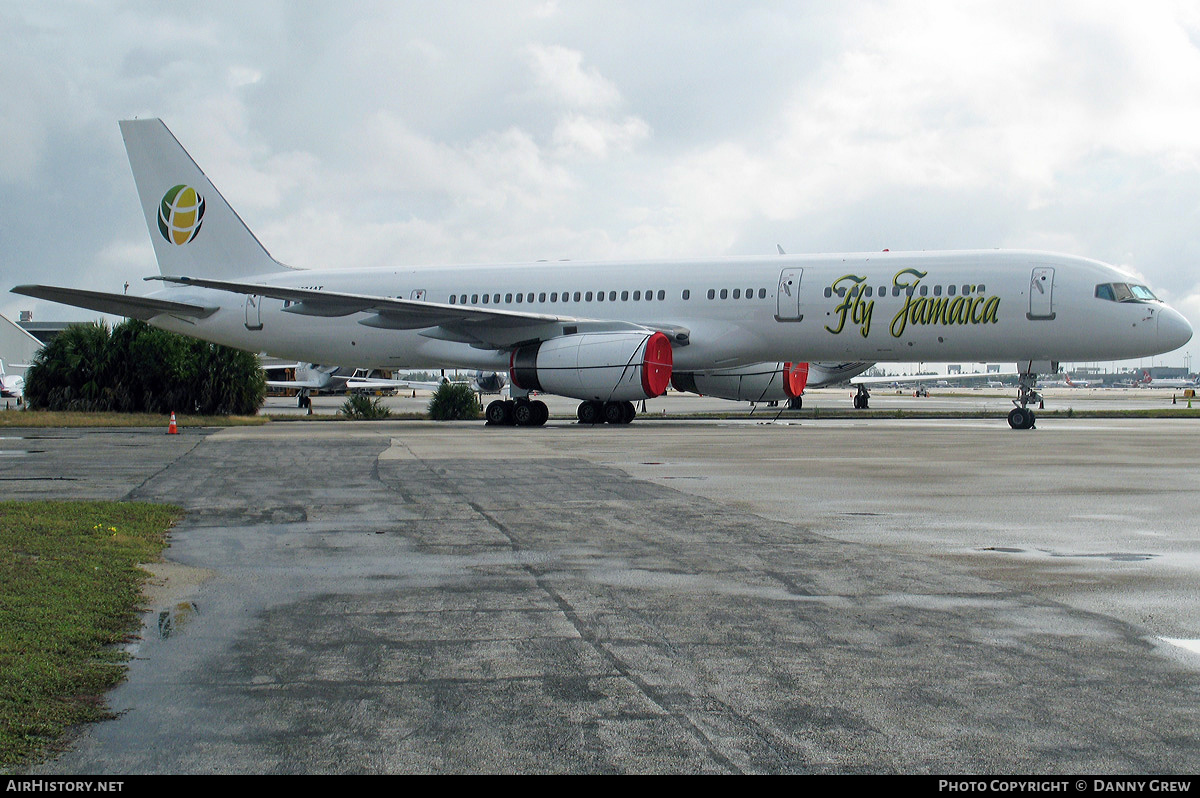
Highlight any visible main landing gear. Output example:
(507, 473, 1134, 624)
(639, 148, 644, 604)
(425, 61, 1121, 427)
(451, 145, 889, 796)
(577, 400, 636, 425)
(485, 398, 549, 427)
(851, 384, 870, 409)
(1008, 371, 1041, 430)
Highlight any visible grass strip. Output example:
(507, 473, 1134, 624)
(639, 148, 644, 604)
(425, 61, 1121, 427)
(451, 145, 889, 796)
(0, 500, 182, 771)
(0, 410, 268, 428)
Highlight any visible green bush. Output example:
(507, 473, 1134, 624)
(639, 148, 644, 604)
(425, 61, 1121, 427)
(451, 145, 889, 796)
(23, 320, 265, 415)
(340, 393, 392, 419)
(427, 381, 482, 420)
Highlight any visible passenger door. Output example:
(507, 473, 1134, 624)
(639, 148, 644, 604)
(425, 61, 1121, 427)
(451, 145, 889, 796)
(775, 268, 804, 322)
(1027, 267, 1055, 320)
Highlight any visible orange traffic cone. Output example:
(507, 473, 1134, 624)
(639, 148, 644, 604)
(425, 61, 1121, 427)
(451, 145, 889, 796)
(167, 411, 179, 435)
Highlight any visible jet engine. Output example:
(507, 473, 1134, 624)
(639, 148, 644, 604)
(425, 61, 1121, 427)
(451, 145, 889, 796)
(510, 331, 673, 402)
(671, 362, 809, 402)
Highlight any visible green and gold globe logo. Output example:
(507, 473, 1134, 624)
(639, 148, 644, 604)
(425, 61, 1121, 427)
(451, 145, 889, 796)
(157, 185, 205, 245)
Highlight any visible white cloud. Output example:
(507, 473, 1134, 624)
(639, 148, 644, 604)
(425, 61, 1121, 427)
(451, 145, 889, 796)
(524, 43, 622, 109)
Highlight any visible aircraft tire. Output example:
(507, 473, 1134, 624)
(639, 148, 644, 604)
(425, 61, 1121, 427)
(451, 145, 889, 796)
(1008, 407, 1035, 430)
(513, 400, 535, 426)
(602, 401, 626, 424)
(486, 400, 513, 426)
(578, 401, 603, 425)
(531, 400, 549, 426)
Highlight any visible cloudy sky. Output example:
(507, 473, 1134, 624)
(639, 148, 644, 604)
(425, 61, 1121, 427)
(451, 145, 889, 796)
(3, 1, 1199, 369)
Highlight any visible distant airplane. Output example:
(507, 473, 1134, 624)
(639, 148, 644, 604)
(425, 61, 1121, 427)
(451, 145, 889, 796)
(0, 360, 24, 403)
(1139, 371, 1197, 389)
(11, 118, 1193, 430)
(850, 369, 1020, 405)
(265, 362, 507, 407)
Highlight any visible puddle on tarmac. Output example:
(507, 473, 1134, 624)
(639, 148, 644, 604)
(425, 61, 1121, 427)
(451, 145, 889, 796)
(979, 546, 1156, 562)
(158, 602, 199, 639)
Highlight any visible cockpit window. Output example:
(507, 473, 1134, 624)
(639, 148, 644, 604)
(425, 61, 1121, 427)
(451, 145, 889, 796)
(1095, 282, 1159, 303)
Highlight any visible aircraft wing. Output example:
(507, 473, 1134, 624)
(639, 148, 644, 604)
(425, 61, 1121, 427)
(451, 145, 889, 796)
(150, 275, 689, 348)
(12, 284, 217, 321)
(346, 376, 443, 391)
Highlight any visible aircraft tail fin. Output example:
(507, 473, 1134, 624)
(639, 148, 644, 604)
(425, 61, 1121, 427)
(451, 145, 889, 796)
(120, 118, 292, 279)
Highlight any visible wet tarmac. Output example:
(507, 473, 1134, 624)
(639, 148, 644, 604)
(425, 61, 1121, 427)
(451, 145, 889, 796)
(7, 414, 1200, 773)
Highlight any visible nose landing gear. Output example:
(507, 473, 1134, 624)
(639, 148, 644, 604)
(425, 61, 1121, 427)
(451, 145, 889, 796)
(1008, 368, 1044, 429)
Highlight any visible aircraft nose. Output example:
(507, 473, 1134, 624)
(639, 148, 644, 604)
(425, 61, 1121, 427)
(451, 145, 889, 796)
(1159, 305, 1194, 351)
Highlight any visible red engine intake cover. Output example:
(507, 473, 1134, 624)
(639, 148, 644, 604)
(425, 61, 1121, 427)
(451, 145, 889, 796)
(641, 332, 673, 397)
(784, 362, 809, 398)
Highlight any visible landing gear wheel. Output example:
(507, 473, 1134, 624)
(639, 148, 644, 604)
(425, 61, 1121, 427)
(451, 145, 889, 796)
(603, 401, 626, 424)
(577, 401, 603, 425)
(852, 385, 870, 409)
(621, 400, 636, 424)
(1007, 407, 1036, 430)
(531, 400, 549, 426)
(788, 396, 802, 410)
(486, 399, 513, 426)
(513, 400, 535, 426)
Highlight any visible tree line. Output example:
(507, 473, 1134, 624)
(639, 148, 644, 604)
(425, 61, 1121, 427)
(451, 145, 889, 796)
(23, 320, 265, 415)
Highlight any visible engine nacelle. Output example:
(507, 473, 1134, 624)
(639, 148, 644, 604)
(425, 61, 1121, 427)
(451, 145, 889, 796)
(510, 331, 673, 402)
(671, 362, 808, 402)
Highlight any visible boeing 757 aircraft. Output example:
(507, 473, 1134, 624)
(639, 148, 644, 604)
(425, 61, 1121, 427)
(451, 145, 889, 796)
(12, 119, 1193, 429)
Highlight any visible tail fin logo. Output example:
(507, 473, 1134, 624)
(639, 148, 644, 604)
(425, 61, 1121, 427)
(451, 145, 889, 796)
(157, 185, 206, 245)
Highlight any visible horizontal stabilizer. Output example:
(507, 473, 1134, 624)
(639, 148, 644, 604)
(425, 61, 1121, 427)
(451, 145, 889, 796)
(11, 284, 217, 321)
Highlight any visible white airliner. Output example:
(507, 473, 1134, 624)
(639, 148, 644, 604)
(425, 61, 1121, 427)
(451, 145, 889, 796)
(11, 119, 1194, 429)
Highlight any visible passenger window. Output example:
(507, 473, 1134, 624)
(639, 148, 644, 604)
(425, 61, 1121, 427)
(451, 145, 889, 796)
(733, 289, 741, 299)
(720, 289, 728, 299)
(621, 291, 629, 301)
(824, 287, 832, 298)
(708, 289, 716, 300)
(586, 291, 594, 301)
(550, 292, 558, 302)
(633, 291, 641, 300)
(515, 294, 523, 303)
(449, 295, 457, 304)
(539, 293, 546, 302)
(493, 294, 500, 303)
(948, 285, 956, 296)
(657, 290, 665, 300)
(609, 291, 617, 301)
(934, 285, 942, 296)
(481, 294, 490, 304)
(574, 292, 581, 302)
(759, 288, 766, 299)
(919, 286, 928, 296)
